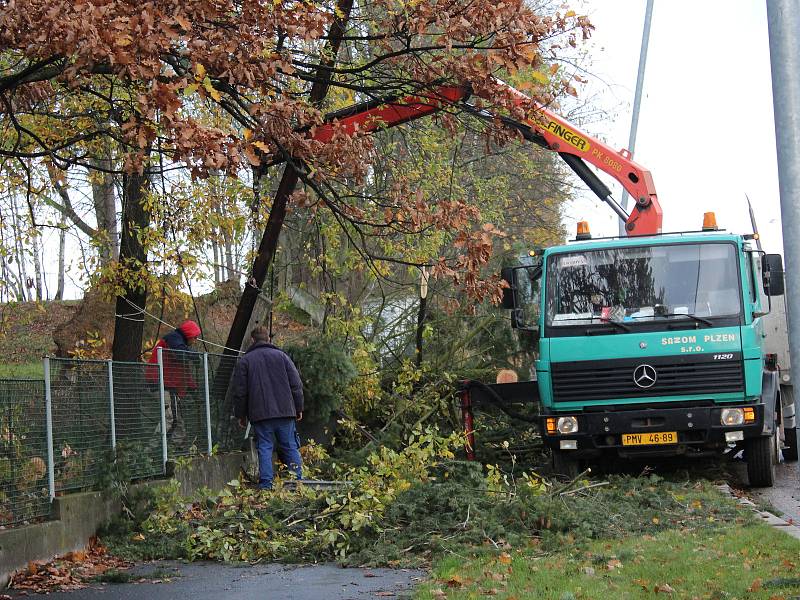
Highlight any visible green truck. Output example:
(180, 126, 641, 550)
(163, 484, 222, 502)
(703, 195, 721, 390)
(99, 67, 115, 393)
(502, 221, 795, 486)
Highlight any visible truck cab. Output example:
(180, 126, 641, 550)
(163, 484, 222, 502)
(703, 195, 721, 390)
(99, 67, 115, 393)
(503, 225, 787, 486)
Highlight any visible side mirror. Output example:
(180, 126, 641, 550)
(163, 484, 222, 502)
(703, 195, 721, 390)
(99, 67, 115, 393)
(500, 267, 516, 309)
(763, 254, 785, 296)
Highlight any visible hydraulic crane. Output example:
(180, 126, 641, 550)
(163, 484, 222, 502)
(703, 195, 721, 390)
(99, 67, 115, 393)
(291, 79, 662, 236)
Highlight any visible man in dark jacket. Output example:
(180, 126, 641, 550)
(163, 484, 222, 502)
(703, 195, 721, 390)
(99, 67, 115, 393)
(232, 326, 304, 489)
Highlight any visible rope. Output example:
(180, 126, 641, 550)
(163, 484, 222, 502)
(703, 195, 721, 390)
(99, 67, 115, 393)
(121, 296, 243, 354)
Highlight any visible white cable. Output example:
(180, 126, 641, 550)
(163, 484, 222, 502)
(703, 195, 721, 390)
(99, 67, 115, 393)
(121, 297, 243, 354)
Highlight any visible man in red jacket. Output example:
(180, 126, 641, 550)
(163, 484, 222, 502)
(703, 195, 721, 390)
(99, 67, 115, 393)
(146, 320, 202, 441)
(232, 325, 304, 489)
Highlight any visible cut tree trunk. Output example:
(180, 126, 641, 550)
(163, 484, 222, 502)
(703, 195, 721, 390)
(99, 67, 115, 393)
(222, 0, 353, 357)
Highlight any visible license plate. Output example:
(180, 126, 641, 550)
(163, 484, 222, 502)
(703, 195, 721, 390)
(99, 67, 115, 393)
(621, 431, 678, 446)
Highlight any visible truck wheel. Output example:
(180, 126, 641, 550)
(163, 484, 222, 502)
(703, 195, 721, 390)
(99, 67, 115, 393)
(783, 427, 798, 462)
(745, 431, 777, 487)
(552, 450, 580, 479)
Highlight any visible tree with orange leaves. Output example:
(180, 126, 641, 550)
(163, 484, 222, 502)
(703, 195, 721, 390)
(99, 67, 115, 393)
(0, 0, 591, 360)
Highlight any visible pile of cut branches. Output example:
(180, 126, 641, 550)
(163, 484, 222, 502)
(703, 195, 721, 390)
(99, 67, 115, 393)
(104, 430, 745, 568)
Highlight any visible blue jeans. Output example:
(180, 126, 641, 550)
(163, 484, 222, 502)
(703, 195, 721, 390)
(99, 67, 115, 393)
(252, 418, 302, 489)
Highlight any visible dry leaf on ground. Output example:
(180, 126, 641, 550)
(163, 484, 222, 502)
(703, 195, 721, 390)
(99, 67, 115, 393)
(8, 536, 131, 594)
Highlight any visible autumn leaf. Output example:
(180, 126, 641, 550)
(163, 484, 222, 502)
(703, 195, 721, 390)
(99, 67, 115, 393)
(747, 578, 763, 592)
(606, 559, 623, 571)
(243, 146, 261, 166)
(530, 71, 550, 85)
(654, 583, 675, 594)
(174, 14, 191, 30)
(498, 552, 513, 565)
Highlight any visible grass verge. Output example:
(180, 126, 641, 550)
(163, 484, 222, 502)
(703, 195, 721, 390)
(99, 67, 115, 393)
(417, 522, 800, 599)
(0, 361, 44, 378)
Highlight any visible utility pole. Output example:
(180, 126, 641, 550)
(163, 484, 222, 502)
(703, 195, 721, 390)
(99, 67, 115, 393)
(766, 0, 800, 454)
(619, 0, 655, 236)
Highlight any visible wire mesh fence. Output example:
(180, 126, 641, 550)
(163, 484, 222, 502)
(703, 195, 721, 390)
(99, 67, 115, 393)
(206, 352, 242, 452)
(111, 361, 164, 480)
(0, 379, 50, 526)
(48, 358, 112, 492)
(160, 349, 210, 458)
(0, 350, 242, 527)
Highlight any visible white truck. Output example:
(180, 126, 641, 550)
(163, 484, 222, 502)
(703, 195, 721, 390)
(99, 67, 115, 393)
(762, 291, 799, 461)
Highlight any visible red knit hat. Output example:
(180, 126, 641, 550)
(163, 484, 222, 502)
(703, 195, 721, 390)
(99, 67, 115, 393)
(179, 320, 201, 339)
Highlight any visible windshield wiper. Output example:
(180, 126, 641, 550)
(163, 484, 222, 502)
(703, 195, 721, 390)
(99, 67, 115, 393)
(631, 313, 714, 327)
(600, 319, 631, 333)
(553, 316, 631, 332)
(583, 319, 631, 334)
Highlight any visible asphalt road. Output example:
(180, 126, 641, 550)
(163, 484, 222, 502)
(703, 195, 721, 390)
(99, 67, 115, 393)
(8, 562, 426, 600)
(731, 459, 800, 524)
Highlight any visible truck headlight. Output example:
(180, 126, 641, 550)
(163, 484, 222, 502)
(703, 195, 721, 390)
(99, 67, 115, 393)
(557, 416, 579, 434)
(720, 408, 744, 426)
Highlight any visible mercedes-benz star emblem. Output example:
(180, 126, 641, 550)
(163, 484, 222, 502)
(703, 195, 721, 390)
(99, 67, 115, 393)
(633, 364, 657, 389)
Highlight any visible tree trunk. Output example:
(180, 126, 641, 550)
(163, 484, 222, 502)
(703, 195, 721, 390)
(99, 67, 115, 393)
(111, 170, 151, 362)
(223, 0, 353, 357)
(90, 158, 119, 263)
(0, 227, 13, 302)
(31, 231, 43, 301)
(55, 217, 66, 300)
(10, 195, 29, 301)
(212, 236, 221, 285)
(223, 230, 234, 282)
(224, 169, 297, 356)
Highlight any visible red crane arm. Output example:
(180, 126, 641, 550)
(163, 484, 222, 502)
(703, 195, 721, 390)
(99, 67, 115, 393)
(500, 82, 661, 235)
(295, 82, 662, 235)
(311, 86, 470, 143)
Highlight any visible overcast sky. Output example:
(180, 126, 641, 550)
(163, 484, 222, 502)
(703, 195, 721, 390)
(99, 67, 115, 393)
(562, 1, 783, 252)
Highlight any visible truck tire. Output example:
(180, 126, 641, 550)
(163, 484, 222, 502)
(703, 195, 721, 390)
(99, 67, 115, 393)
(745, 431, 777, 487)
(783, 427, 798, 462)
(552, 450, 580, 479)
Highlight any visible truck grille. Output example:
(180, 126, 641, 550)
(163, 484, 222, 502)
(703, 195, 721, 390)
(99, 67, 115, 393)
(551, 353, 744, 403)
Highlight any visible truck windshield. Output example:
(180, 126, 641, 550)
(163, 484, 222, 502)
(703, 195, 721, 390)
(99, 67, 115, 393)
(545, 242, 741, 329)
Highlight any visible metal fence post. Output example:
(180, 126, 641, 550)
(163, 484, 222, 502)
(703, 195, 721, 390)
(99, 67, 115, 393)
(203, 353, 213, 455)
(107, 360, 116, 452)
(43, 357, 55, 501)
(157, 347, 168, 472)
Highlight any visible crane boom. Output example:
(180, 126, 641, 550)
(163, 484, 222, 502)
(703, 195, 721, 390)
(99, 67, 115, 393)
(272, 81, 662, 235)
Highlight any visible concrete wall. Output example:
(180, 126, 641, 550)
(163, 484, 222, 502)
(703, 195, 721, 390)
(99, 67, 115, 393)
(171, 451, 248, 496)
(0, 451, 248, 587)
